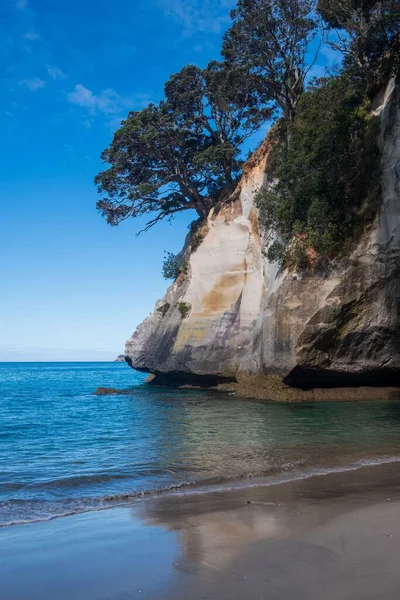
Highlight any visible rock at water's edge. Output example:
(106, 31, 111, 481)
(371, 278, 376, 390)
(125, 80, 400, 396)
(94, 387, 132, 395)
(114, 355, 127, 363)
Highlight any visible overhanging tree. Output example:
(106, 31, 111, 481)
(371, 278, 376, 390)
(222, 0, 318, 121)
(165, 63, 270, 183)
(95, 62, 270, 231)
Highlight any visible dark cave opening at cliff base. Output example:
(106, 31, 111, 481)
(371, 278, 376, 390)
(130, 366, 237, 389)
(284, 367, 400, 391)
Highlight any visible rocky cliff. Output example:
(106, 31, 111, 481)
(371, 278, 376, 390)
(114, 355, 127, 363)
(126, 79, 400, 399)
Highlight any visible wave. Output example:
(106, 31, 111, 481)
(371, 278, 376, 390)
(2, 454, 400, 529)
(0, 473, 132, 493)
(103, 454, 400, 501)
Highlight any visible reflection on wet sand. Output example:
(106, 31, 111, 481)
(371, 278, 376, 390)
(134, 461, 400, 572)
(139, 501, 283, 569)
(179, 510, 279, 568)
(2, 463, 400, 600)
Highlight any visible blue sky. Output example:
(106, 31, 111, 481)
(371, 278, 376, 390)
(1, 0, 338, 361)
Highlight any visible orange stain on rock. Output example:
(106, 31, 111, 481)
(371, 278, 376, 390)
(199, 261, 247, 316)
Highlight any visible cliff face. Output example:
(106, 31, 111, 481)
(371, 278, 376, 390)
(126, 80, 400, 392)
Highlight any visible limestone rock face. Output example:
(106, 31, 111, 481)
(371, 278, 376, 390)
(126, 81, 400, 389)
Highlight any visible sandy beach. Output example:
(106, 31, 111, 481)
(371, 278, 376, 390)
(1, 461, 400, 599)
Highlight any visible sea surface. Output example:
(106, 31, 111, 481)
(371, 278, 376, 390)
(1, 361, 400, 527)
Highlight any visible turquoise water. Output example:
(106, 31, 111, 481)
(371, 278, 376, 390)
(1, 362, 400, 527)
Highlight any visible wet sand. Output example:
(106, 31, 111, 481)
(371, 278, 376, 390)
(1, 462, 400, 599)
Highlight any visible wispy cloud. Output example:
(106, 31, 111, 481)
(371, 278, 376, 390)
(157, 0, 235, 36)
(19, 77, 46, 91)
(320, 42, 342, 67)
(67, 84, 131, 115)
(15, 0, 28, 10)
(82, 117, 94, 129)
(67, 84, 153, 128)
(47, 65, 66, 81)
(63, 144, 76, 162)
(23, 31, 40, 41)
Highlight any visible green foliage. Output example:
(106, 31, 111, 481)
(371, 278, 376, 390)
(94, 0, 397, 283)
(317, 0, 400, 77)
(257, 75, 381, 268)
(157, 302, 170, 317)
(177, 302, 192, 319)
(95, 61, 269, 230)
(223, 0, 317, 120)
(265, 240, 287, 264)
(162, 252, 188, 281)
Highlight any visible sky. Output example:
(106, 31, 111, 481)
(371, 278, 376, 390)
(1, 0, 338, 361)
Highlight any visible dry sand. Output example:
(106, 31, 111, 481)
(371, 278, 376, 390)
(1, 462, 400, 599)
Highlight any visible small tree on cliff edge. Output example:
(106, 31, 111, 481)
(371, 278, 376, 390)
(222, 0, 318, 121)
(95, 62, 270, 231)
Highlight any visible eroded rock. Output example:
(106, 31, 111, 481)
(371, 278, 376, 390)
(125, 80, 400, 395)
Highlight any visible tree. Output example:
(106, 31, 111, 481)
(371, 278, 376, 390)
(165, 63, 271, 184)
(95, 62, 270, 231)
(222, 0, 318, 121)
(318, 0, 400, 75)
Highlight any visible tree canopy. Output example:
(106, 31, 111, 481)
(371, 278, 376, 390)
(317, 0, 400, 75)
(95, 0, 399, 242)
(95, 1, 318, 231)
(95, 62, 270, 230)
(222, 0, 318, 121)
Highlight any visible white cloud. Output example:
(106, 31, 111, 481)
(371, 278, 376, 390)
(68, 84, 116, 114)
(68, 84, 152, 118)
(23, 32, 40, 41)
(157, 0, 235, 36)
(47, 65, 66, 81)
(19, 77, 45, 91)
(15, 0, 28, 10)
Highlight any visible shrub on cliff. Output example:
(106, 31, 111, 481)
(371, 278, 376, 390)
(162, 252, 188, 281)
(256, 75, 381, 267)
(177, 302, 192, 319)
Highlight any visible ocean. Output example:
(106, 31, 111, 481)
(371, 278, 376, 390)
(1, 361, 400, 528)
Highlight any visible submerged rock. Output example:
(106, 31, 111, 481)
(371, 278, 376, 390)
(125, 80, 400, 397)
(94, 387, 132, 395)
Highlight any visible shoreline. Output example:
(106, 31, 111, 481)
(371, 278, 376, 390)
(3, 453, 400, 530)
(2, 461, 400, 599)
(196, 383, 400, 403)
(96, 380, 400, 402)
(217, 374, 400, 402)
(137, 370, 400, 402)
(231, 383, 400, 403)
